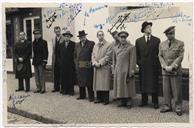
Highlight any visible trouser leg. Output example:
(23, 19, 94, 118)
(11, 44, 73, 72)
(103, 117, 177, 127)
(171, 75, 182, 111)
(103, 91, 109, 103)
(34, 66, 41, 91)
(18, 78, 24, 90)
(142, 93, 148, 104)
(79, 87, 86, 98)
(152, 93, 159, 104)
(163, 75, 172, 106)
(54, 65, 60, 91)
(38, 65, 46, 91)
(87, 85, 94, 100)
(96, 91, 103, 101)
(25, 78, 30, 91)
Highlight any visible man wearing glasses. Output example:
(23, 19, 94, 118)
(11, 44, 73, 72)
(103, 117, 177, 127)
(159, 26, 184, 116)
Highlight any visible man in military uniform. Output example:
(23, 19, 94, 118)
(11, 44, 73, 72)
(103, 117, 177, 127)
(32, 29, 48, 94)
(159, 26, 184, 116)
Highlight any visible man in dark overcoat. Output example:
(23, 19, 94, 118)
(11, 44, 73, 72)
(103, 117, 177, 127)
(75, 30, 95, 101)
(135, 21, 161, 109)
(14, 32, 32, 92)
(32, 29, 48, 94)
(51, 26, 64, 92)
(58, 31, 76, 95)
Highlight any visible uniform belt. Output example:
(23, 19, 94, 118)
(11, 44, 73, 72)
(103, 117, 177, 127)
(78, 61, 91, 68)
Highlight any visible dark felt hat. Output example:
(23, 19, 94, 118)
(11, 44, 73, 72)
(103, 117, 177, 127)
(141, 21, 153, 33)
(111, 31, 118, 36)
(77, 30, 88, 37)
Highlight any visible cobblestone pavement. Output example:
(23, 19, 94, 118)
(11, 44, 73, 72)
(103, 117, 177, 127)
(7, 112, 42, 124)
(5, 73, 189, 124)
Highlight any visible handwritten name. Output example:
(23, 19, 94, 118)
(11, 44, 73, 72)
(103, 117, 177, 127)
(8, 94, 30, 108)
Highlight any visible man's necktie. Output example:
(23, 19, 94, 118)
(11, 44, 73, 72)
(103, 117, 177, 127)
(169, 40, 172, 48)
(147, 36, 150, 44)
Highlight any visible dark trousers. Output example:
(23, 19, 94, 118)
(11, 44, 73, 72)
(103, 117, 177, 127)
(141, 93, 158, 104)
(79, 86, 94, 100)
(96, 91, 109, 103)
(54, 64, 60, 91)
(18, 78, 30, 91)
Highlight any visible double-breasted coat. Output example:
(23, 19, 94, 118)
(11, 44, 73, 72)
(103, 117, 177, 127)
(135, 35, 161, 93)
(113, 42, 136, 98)
(92, 40, 113, 91)
(58, 40, 76, 90)
(32, 38, 48, 66)
(14, 40, 32, 79)
(75, 40, 95, 87)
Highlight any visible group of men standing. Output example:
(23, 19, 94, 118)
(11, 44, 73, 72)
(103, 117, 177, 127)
(14, 21, 184, 116)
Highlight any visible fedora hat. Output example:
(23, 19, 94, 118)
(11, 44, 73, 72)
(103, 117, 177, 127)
(141, 21, 152, 33)
(62, 31, 73, 37)
(77, 30, 88, 37)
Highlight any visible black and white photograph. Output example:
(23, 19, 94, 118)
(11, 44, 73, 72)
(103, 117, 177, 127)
(1, 0, 193, 127)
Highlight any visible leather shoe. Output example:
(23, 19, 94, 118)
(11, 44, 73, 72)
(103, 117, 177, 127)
(104, 102, 109, 105)
(77, 97, 85, 100)
(118, 104, 127, 107)
(153, 104, 159, 109)
(139, 103, 148, 107)
(94, 100, 102, 104)
(176, 111, 183, 116)
(89, 99, 94, 102)
(160, 105, 172, 113)
(15, 89, 24, 92)
(40, 91, 45, 94)
(52, 90, 59, 92)
(34, 90, 41, 93)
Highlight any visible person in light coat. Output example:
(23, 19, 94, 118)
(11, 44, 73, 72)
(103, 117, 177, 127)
(92, 30, 113, 105)
(113, 31, 136, 108)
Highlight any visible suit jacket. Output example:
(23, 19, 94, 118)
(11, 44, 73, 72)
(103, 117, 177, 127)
(51, 35, 65, 71)
(159, 38, 184, 75)
(32, 38, 48, 66)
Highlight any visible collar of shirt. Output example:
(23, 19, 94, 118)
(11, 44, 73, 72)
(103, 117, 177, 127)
(56, 36, 61, 41)
(145, 34, 151, 42)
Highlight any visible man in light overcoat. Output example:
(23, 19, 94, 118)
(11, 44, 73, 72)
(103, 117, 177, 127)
(92, 30, 113, 105)
(113, 31, 136, 108)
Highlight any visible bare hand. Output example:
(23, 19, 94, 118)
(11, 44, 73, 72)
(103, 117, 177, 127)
(18, 58, 23, 62)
